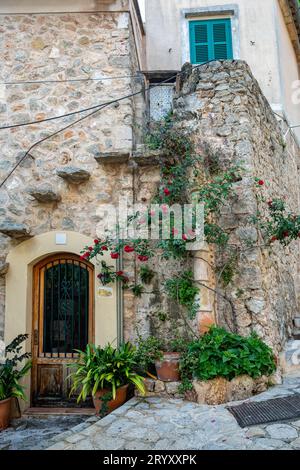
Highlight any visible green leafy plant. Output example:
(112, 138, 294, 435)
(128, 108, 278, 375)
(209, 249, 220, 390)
(130, 284, 144, 298)
(134, 336, 163, 373)
(179, 326, 276, 383)
(69, 342, 145, 402)
(0, 334, 32, 401)
(140, 265, 155, 285)
(164, 271, 199, 318)
(255, 198, 300, 246)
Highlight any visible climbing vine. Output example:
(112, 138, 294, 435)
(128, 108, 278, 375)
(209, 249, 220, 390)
(82, 113, 299, 332)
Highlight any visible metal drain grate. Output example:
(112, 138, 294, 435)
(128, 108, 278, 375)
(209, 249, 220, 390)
(227, 394, 300, 428)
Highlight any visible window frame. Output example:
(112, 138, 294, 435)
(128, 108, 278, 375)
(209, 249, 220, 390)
(189, 18, 234, 64)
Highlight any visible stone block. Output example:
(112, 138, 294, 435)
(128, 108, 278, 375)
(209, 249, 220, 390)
(165, 382, 180, 395)
(0, 260, 9, 276)
(229, 375, 255, 401)
(94, 152, 130, 164)
(56, 167, 91, 184)
(27, 185, 61, 203)
(0, 221, 31, 239)
(193, 377, 230, 405)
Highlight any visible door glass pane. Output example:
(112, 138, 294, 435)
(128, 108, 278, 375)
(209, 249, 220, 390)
(43, 261, 89, 355)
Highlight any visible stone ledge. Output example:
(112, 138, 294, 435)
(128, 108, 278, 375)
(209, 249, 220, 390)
(27, 185, 61, 203)
(94, 152, 130, 164)
(0, 221, 32, 239)
(130, 149, 163, 166)
(56, 167, 91, 184)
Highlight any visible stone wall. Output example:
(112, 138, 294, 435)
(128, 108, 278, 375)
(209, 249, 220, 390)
(173, 60, 300, 353)
(0, 10, 145, 340)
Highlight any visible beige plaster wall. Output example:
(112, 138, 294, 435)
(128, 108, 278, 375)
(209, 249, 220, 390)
(5, 231, 118, 409)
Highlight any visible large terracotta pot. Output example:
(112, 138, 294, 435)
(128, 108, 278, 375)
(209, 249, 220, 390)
(0, 398, 12, 431)
(155, 352, 181, 382)
(93, 384, 128, 415)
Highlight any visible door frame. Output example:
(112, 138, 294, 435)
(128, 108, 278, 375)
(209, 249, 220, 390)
(31, 252, 94, 406)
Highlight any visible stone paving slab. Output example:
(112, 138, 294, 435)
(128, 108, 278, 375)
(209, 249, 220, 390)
(0, 415, 95, 450)
(47, 374, 300, 451)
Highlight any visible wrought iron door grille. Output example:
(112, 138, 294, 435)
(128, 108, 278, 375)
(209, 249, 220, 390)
(42, 259, 89, 357)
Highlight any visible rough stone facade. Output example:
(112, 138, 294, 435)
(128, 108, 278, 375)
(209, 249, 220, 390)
(0, 9, 145, 340)
(173, 60, 300, 353)
(0, 8, 299, 359)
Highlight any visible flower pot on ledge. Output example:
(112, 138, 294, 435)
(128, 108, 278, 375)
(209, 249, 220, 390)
(92, 385, 128, 415)
(155, 352, 181, 382)
(0, 398, 12, 431)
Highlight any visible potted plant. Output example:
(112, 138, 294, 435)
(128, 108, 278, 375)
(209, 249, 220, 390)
(69, 342, 145, 415)
(135, 336, 189, 382)
(0, 334, 32, 430)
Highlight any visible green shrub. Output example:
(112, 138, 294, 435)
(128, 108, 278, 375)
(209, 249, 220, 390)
(0, 334, 32, 401)
(180, 327, 276, 382)
(69, 342, 145, 402)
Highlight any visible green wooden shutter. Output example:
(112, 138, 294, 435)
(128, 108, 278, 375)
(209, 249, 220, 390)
(189, 19, 233, 64)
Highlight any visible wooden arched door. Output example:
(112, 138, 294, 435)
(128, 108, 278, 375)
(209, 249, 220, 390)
(32, 254, 94, 407)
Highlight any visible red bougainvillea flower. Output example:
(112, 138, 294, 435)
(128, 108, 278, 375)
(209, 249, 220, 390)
(258, 180, 264, 186)
(182, 234, 188, 241)
(283, 231, 289, 238)
(163, 188, 170, 196)
(162, 204, 168, 214)
(88, 246, 93, 251)
(80, 255, 85, 261)
(270, 236, 277, 243)
(268, 200, 273, 207)
(101, 245, 108, 251)
(111, 252, 119, 259)
(124, 245, 134, 253)
(94, 239, 99, 244)
(138, 255, 149, 262)
(116, 271, 124, 276)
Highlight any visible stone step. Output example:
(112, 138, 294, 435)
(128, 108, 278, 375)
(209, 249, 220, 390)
(56, 166, 91, 184)
(0, 221, 31, 239)
(279, 340, 300, 374)
(27, 185, 61, 203)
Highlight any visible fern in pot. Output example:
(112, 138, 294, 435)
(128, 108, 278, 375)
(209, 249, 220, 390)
(69, 342, 145, 415)
(0, 334, 32, 430)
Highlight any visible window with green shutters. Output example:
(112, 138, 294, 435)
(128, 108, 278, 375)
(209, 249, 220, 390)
(189, 19, 233, 64)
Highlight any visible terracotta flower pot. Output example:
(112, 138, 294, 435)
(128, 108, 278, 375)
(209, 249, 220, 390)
(93, 384, 128, 415)
(0, 398, 12, 431)
(155, 352, 181, 382)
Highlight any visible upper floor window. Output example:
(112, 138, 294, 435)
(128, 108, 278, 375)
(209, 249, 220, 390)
(189, 18, 233, 64)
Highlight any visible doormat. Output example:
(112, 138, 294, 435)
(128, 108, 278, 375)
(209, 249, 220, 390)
(227, 394, 300, 428)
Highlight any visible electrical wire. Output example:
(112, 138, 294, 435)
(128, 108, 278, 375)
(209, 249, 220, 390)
(1, 73, 141, 86)
(0, 60, 225, 189)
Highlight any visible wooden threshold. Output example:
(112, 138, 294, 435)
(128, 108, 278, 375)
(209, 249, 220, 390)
(24, 407, 95, 416)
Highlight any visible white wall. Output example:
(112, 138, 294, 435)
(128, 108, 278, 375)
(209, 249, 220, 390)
(275, 1, 300, 139)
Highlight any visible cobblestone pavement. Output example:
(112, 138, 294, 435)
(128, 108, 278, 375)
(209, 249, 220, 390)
(47, 373, 300, 451)
(0, 415, 97, 450)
